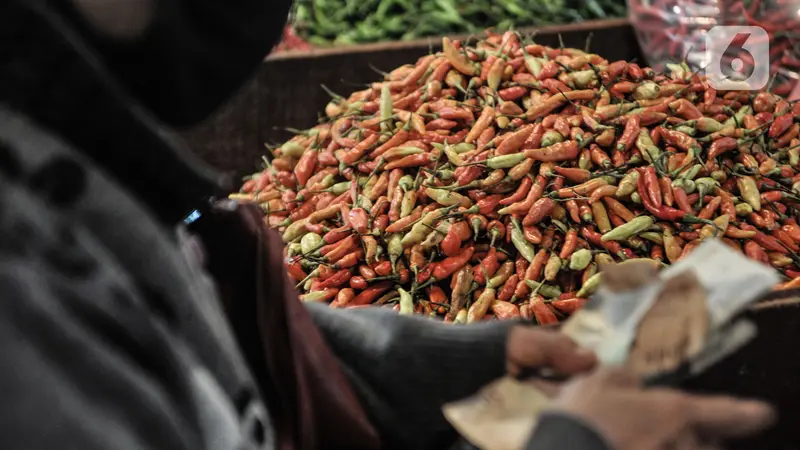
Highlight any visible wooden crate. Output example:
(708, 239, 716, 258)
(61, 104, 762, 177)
(182, 18, 641, 177)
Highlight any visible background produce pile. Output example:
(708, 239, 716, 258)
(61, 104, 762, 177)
(628, 0, 800, 97)
(273, 24, 313, 53)
(235, 31, 800, 324)
(293, 0, 627, 46)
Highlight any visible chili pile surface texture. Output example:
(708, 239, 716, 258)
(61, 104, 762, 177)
(234, 30, 800, 324)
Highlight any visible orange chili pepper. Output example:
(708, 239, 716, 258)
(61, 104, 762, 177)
(565, 199, 581, 223)
(602, 197, 636, 222)
(552, 166, 591, 183)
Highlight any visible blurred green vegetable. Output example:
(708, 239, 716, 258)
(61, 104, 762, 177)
(293, 0, 626, 46)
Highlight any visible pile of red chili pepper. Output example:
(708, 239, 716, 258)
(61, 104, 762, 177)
(234, 30, 800, 324)
(629, 0, 800, 97)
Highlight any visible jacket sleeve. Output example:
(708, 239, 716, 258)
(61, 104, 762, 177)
(306, 303, 514, 450)
(525, 412, 611, 450)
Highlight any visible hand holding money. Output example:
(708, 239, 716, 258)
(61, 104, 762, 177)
(444, 240, 780, 450)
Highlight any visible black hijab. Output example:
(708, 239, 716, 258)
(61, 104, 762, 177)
(1, 0, 292, 222)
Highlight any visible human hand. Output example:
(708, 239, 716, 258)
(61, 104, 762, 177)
(549, 367, 776, 450)
(505, 326, 597, 377)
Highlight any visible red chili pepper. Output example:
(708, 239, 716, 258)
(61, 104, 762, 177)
(773, 229, 800, 252)
(660, 128, 700, 153)
(589, 144, 612, 168)
(441, 225, 463, 257)
(349, 281, 394, 307)
(499, 175, 533, 206)
(473, 247, 501, 285)
(669, 98, 703, 120)
(498, 274, 519, 301)
(286, 260, 308, 282)
(617, 114, 640, 152)
(523, 198, 556, 226)
(531, 295, 559, 325)
(477, 194, 504, 215)
(559, 229, 579, 259)
(697, 197, 722, 220)
(744, 241, 770, 265)
(497, 124, 536, 156)
(609, 213, 625, 228)
(524, 140, 580, 162)
(550, 298, 586, 314)
(642, 167, 662, 208)
(769, 114, 794, 139)
(708, 137, 738, 160)
(578, 200, 593, 223)
(581, 225, 622, 254)
(294, 150, 318, 188)
(523, 224, 543, 244)
(348, 208, 369, 234)
(333, 249, 364, 269)
(434, 245, 475, 280)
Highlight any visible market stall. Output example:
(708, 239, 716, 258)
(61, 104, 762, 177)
(183, 10, 800, 449)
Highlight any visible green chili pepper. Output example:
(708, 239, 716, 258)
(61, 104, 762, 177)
(485, 153, 528, 169)
(330, 181, 351, 195)
(737, 176, 761, 211)
(300, 291, 335, 303)
(398, 288, 414, 315)
(281, 141, 306, 159)
(444, 145, 466, 166)
(790, 147, 800, 168)
(695, 178, 719, 206)
(426, 188, 472, 207)
(616, 170, 640, 197)
(576, 272, 602, 298)
(388, 233, 404, 268)
(398, 175, 415, 191)
(511, 218, 536, 262)
(401, 206, 456, 248)
(282, 218, 310, 243)
(525, 280, 562, 299)
(287, 242, 303, 257)
(601, 216, 654, 241)
(678, 164, 703, 181)
(633, 81, 660, 100)
(724, 105, 753, 128)
(569, 249, 593, 271)
(636, 132, 661, 164)
(639, 231, 664, 245)
(569, 70, 596, 88)
(540, 130, 565, 148)
(630, 192, 642, 204)
(300, 232, 323, 255)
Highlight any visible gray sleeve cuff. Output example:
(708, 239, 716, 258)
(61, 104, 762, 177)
(526, 411, 611, 450)
(306, 303, 514, 449)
